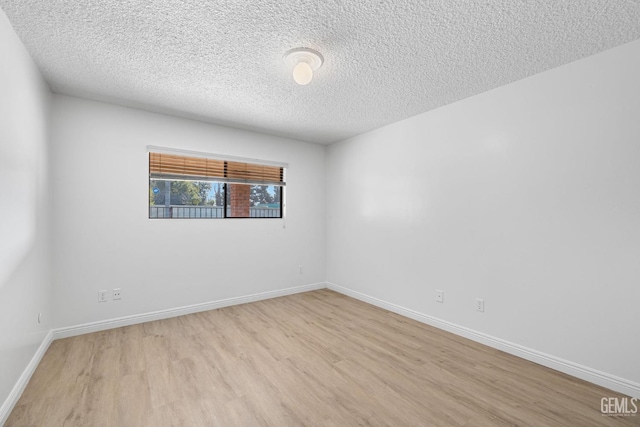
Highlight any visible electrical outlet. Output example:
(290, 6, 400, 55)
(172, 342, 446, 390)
(436, 290, 444, 303)
(113, 288, 122, 300)
(476, 298, 485, 312)
(98, 290, 107, 302)
(298, 265, 303, 274)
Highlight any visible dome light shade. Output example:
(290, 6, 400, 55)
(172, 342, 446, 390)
(292, 62, 313, 85)
(284, 48, 323, 86)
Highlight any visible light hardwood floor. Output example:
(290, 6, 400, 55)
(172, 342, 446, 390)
(7, 289, 637, 426)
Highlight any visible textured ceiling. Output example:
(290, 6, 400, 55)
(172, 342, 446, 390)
(2, 1, 640, 144)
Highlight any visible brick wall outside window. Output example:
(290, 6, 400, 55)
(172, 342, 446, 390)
(229, 184, 250, 217)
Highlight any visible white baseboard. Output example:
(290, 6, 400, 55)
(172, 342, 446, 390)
(53, 282, 326, 340)
(326, 282, 640, 399)
(0, 330, 53, 426)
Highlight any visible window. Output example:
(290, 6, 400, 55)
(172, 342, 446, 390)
(149, 151, 285, 219)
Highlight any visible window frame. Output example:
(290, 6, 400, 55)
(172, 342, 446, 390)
(148, 148, 286, 220)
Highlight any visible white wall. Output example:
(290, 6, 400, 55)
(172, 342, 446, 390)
(327, 39, 640, 385)
(50, 95, 326, 328)
(0, 8, 52, 411)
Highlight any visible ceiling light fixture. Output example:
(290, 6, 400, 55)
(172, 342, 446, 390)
(283, 48, 323, 86)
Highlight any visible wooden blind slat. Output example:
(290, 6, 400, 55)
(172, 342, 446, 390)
(149, 153, 225, 179)
(149, 153, 285, 185)
(226, 161, 282, 181)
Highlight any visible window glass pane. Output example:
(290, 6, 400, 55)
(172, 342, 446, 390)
(149, 179, 225, 219)
(226, 184, 281, 218)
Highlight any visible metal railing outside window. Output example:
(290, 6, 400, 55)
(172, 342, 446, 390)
(149, 206, 281, 219)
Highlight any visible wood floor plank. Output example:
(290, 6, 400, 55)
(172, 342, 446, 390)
(6, 289, 637, 426)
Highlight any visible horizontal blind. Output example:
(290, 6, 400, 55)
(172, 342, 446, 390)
(226, 161, 283, 183)
(149, 153, 225, 178)
(149, 152, 285, 186)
